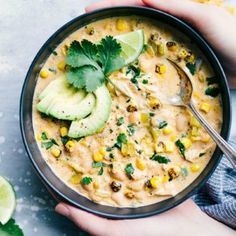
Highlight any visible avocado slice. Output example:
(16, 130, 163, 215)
(38, 78, 69, 100)
(36, 78, 95, 121)
(49, 93, 95, 120)
(68, 84, 111, 138)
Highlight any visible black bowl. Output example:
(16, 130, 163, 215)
(20, 6, 231, 219)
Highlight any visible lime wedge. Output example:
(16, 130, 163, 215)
(0, 176, 16, 225)
(115, 29, 144, 65)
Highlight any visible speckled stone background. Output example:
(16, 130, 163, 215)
(0, 0, 235, 235)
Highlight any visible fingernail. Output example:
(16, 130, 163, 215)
(55, 203, 70, 217)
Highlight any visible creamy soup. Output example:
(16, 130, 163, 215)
(33, 17, 222, 207)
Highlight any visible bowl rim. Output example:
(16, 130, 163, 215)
(20, 6, 232, 219)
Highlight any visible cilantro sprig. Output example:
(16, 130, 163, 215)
(65, 37, 125, 92)
(0, 219, 24, 236)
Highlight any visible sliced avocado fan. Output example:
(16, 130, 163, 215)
(68, 84, 111, 138)
(36, 77, 95, 121)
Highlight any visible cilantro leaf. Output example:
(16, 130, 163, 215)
(92, 162, 106, 168)
(127, 123, 135, 136)
(175, 139, 186, 158)
(66, 66, 104, 92)
(41, 140, 55, 149)
(0, 219, 24, 236)
(117, 117, 124, 126)
(61, 136, 69, 145)
(181, 167, 188, 177)
(65, 37, 124, 92)
(186, 62, 196, 75)
(207, 76, 218, 85)
(125, 163, 134, 179)
(81, 177, 92, 185)
(158, 120, 168, 129)
(205, 87, 220, 97)
(66, 40, 98, 68)
(114, 133, 128, 149)
(98, 167, 104, 175)
(150, 153, 170, 164)
(41, 132, 48, 140)
(66, 67, 86, 88)
(97, 36, 125, 74)
(127, 65, 141, 89)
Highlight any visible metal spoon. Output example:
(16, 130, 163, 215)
(168, 59, 236, 168)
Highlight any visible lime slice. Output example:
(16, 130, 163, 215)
(115, 29, 144, 65)
(0, 176, 16, 225)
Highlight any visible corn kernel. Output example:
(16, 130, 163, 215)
(148, 97, 160, 109)
(40, 70, 48, 78)
(190, 136, 201, 142)
(93, 181, 99, 189)
(191, 127, 199, 136)
(155, 142, 164, 153)
(121, 142, 136, 156)
(186, 54, 195, 63)
(150, 128, 159, 142)
(140, 113, 149, 123)
(178, 48, 189, 59)
(164, 141, 175, 153)
(162, 174, 170, 183)
(93, 151, 104, 162)
(199, 102, 211, 113)
(136, 158, 145, 171)
(99, 147, 106, 155)
(181, 138, 192, 149)
(146, 45, 155, 57)
(155, 64, 166, 74)
(193, 92, 200, 100)
(150, 176, 162, 189)
(36, 134, 41, 141)
(190, 117, 201, 128)
(116, 19, 129, 31)
(70, 174, 81, 185)
(190, 164, 201, 172)
(198, 72, 205, 83)
(57, 61, 65, 71)
(65, 140, 75, 152)
(157, 43, 165, 55)
(85, 26, 95, 35)
(163, 126, 173, 135)
(60, 127, 68, 137)
(202, 134, 210, 143)
(79, 139, 87, 146)
(170, 135, 177, 142)
(51, 148, 61, 158)
(166, 41, 178, 52)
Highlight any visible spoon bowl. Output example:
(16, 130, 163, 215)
(168, 59, 236, 168)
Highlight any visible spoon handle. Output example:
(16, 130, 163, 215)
(188, 102, 236, 168)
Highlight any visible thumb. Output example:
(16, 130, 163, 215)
(55, 203, 118, 236)
(143, 0, 209, 28)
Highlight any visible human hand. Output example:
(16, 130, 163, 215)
(86, 0, 236, 88)
(55, 199, 234, 236)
